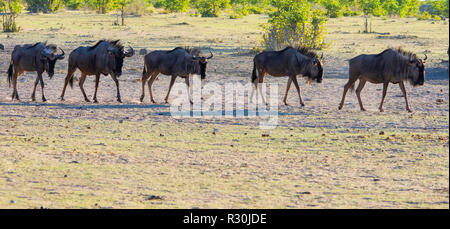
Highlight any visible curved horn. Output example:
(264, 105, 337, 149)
(124, 46, 135, 57)
(423, 54, 428, 62)
(56, 48, 65, 60)
(206, 51, 213, 59)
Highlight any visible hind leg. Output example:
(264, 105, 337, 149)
(338, 75, 359, 110)
(61, 66, 76, 101)
(147, 72, 159, 103)
(11, 70, 22, 101)
(256, 72, 267, 105)
(93, 74, 100, 103)
(355, 79, 367, 111)
(140, 70, 152, 103)
(79, 73, 90, 102)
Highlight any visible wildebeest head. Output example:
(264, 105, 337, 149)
(312, 53, 324, 83)
(408, 54, 426, 86)
(107, 44, 135, 77)
(192, 51, 213, 80)
(40, 45, 65, 78)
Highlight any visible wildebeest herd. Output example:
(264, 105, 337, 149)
(2, 39, 428, 112)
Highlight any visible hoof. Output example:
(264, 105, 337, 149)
(379, 108, 384, 112)
(42, 98, 47, 102)
(361, 108, 366, 112)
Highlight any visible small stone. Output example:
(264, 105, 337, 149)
(379, 131, 385, 135)
(10, 200, 15, 204)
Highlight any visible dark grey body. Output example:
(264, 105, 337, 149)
(338, 48, 426, 112)
(251, 47, 323, 106)
(140, 47, 212, 104)
(0, 44, 4, 50)
(7, 42, 64, 102)
(60, 40, 134, 103)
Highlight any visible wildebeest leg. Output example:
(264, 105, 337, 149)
(60, 66, 77, 101)
(355, 79, 367, 111)
(399, 81, 412, 112)
(79, 73, 90, 102)
(140, 70, 152, 103)
(185, 77, 193, 105)
(257, 74, 267, 105)
(379, 82, 389, 112)
(38, 73, 47, 102)
(164, 75, 177, 104)
(290, 75, 304, 107)
(283, 77, 293, 106)
(111, 75, 122, 103)
(147, 72, 159, 103)
(339, 76, 359, 110)
(93, 74, 100, 103)
(11, 71, 21, 101)
(31, 74, 40, 102)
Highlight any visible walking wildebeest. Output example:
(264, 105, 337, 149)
(7, 42, 65, 102)
(60, 40, 135, 103)
(140, 47, 213, 104)
(251, 46, 323, 106)
(338, 48, 427, 112)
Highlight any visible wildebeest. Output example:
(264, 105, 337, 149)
(140, 47, 213, 104)
(7, 42, 65, 102)
(251, 46, 323, 106)
(338, 48, 427, 112)
(60, 40, 134, 103)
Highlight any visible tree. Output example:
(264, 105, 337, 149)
(195, 0, 230, 17)
(25, 0, 64, 13)
(87, 0, 114, 14)
(163, 0, 190, 12)
(112, 0, 131, 25)
(262, 0, 327, 50)
(1, 0, 23, 32)
(360, 0, 384, 33)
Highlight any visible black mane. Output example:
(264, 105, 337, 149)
(278, 46, 319, 59)
(379, 47, 418, 60)
(90, 39, 123, 51)
(170, 46, 201, 55)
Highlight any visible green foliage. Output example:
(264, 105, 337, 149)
(262, 0, 328, 50)
(1, 0, 23, 32)
(417, 10, 432, 19)
(86, 0, 114, 13)
(126, 0, 153, 16)
(321, 0, 344, 18)
(63, 0, 85, 9)
(424, 0, 449, 17)
(196, 0, 230, 17)
(162, 0, 190, 12)
(360, 0, 385, 16)
(26, 0, 64, 13)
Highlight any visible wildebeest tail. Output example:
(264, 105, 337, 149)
(251, 62, 257, 83)
(7, 62, 13, 88)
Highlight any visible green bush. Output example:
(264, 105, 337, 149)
(262, 0, 328, 50)
(163, 0, 190, 12)
(1, 0, 23, 32)
(418, 10, 432, 20)
(321, 0, 344, 18)
(64, 0, 85, 10)
(196, 0, 230, 17)
(26, 0, 64, 13)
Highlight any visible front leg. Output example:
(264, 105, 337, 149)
(111, 74, 122, 103)
(399, 81, 412, 112)
(283, 77, 293, 106)
(38, 72, 47, 102)
(185, 76, 193, 105)
(164, 75, 177, 104)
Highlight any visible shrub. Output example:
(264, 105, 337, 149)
(163, 0, 190, 12)
(322, 0, 344, 18)
(418, 10, 432, 20)
(26, 0, 64, 13)
(1, 0, 23, 32)
(261, 0, 328, 50)
(126, 0, 152, 16)
(196, 0, 230, 17)
(64, 0, 84, 10)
